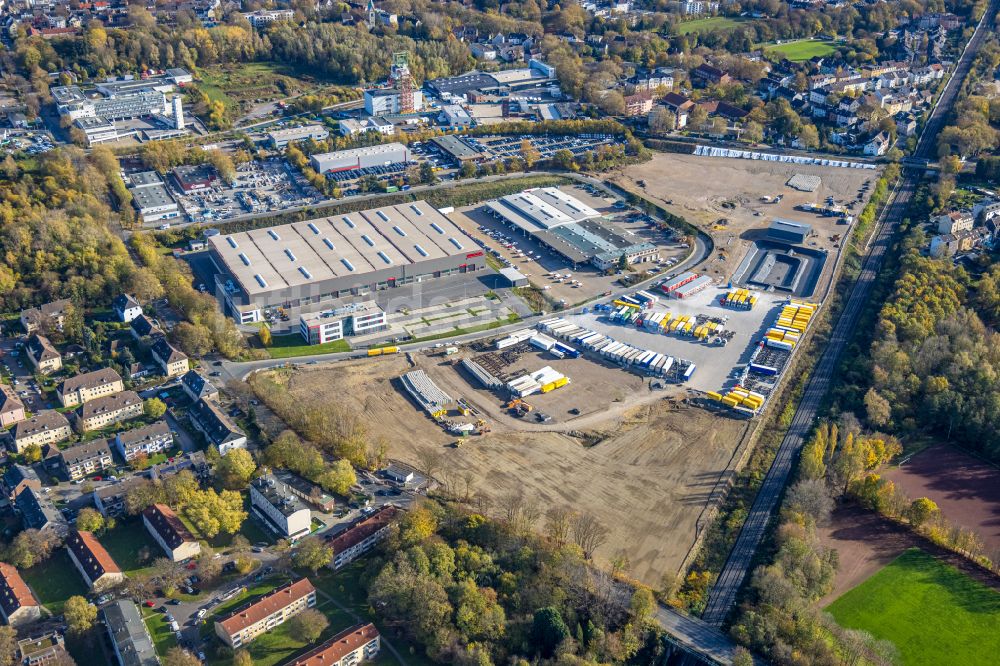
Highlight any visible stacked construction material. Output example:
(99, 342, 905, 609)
(720, 289, 757, 310)
(402, 370, 453, 418)
(692, 321, 724, 340)
(507, 366, 570, 397)
(495, 328, 535, 349)
(707, 387, 765, 417)
(768, 301, 815, 350)
(461, 359, 502, 390)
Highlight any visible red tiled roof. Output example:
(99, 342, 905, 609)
(283, 623, 379, 665)
(143, 503, 196, 549)
(0, 562, 39, 615)
(217, 579, 316, 637)
(326, 506, 398, 553)
(66, 530, 121, 582)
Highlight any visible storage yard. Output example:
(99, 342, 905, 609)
(254, 354, 753, 585)
(613, 152, 877, 292)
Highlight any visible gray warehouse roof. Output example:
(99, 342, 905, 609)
(209, 200, 478, 296)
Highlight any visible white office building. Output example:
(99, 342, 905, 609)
(250, 474, 312, 540)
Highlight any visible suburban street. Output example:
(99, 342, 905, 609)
(698, 0, 1000, 630)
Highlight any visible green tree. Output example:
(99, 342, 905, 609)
(0, 625, 14, 666)
(292, 536, 333, 572)
(316, 459, 356, 495)
(907, 497, 939, 528)
(144, 397, 167, 419)
(287, 608, 329, 643)
(629, 587, 655, 624)
(531, 607, 570, 658)
(216, 448, 256, 490)
(64, 596, 97, 634)
(76, 507, 105, 533)
(22, 443, 41, 463)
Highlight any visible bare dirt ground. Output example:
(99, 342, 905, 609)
(258, 352, 752, 586)
(884, 445, 1000, 553)
(817, 505, 1000, 607)
(611, 153, 877, 291)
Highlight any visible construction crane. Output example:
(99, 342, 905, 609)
(390, 52, 415, 113)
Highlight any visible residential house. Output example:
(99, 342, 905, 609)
(126, 363, 152, 382)
(10, 411, 72, 453)
(0, 384, 26, 428)
(1, 464, 40, 502)
(94, 476, 146, 518)
(691, 63, 731, 86)
(20, 299, 71, 334)
(930, 227, 993, 257)
(15, 486, 67, 535)
(284, 623, 381, 666)
(973, 198, 1000, 222)
(75, 391, 143, 432)
(129, 315, 162, 341)
(864, 132, 891, 156)
(661, 92, 695, 114)
(15, 631, 72, 665)
(249, 474, 312, 541)
(142, 503, 200, 562)
(0, 562, 42, 627)
(273, 469, 337, 512)
(112, 294, 143, 323)
(146, 451, 209, 482)
(181, 370, 218, 402)
(214, 578, 317, 648)
(624, 91, 654, 117)
(188, 398, 246, 454)
(114, 421, 173, 462)
(102, 600, 158, 666)
(895, 112, 917, 137)
(936, 210, 974, 234)
(150, 338, 188, 378)
(326, 505, 400, 569)
(65, 529, 124, 590)
(26, 335, 61, 374)
(58, 439, 114, 481)
(58, 367, 124, 408)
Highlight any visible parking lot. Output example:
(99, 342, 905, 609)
(326, 160, 416, 184)
(174, 158, 323, 223)
(466, 134, 617, 161)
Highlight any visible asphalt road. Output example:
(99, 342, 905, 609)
(699, 0, 999, 629)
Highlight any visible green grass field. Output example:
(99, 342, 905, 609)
(21, 551, 89, 614)
(267, 334, 352, 359)
(101, 520, 159, 574)
(143, 607, 179, 657)
(674, 16, 747, 35)
(826, 549, 1000, 666)
(763, 39, 838, 61)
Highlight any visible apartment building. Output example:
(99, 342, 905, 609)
(76, 391, 143, 432)
(188, 398, 246, 454)
(26, 335, 61, 374)
(326, 505, 400, 569)
(15, 487, 67, 535)
(114, 421, 173, 461)
(130, 314, 163, 340)
(0, 562, 42, 627)
(58, 439, 114, 481)
(284, 623, 381, 666)
(15, 631, 71, 665)
(250, 474, 312, 541)
(142, 503, 200, 562)
(102, 600, 158, 666)
(10, 411, 72, 453)
(181, 370, 218, 402)
(150, 337, 189, 377)
(94, 476, 146, 518)
(57, 367, 124, 408)
(66, 529, 125, 590)
(214, 578, 317, 648)
(0, 384, 26, 428)
(1, 464, 40, 502)
(273, 469, 337, 512)
(20, 299, 71, 334)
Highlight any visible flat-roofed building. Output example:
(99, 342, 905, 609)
(15, 631, 71, 665)
(309, 143, 408, 174)
(250, 474, 312, 540)
(188, 398, 246, 454)
(298, 301, 387, 345)
(142, 503, 200, 562)
(208, 200, 483, 325)
(102, 600, 158, 666)
(214, 578, 317, 648)
(114, 421, 173, 462)
(58, 367, 124, 408)
(267, 124, 330, 149)
(0, 562, 42, 627)
(58, 439, 114, 481)
(20, 299, 71, 334)
(767, 219, 813, 245)
(273, 469, 337, 512)
(26, 335, 61, 374)
(74, 116, 118, 146)
(94, 476, 146, 518)
(150, 338, 189, 377)
(10, 411, 72, 453)
(326, 505, 399, 569)
(283, 623, 381, 666)
(0, 384, 26, 428)
(66, 529, 125, 590)
(76, 391, 143, 432)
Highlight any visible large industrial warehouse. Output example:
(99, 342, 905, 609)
(484, 188, 659, 269)
(309, 143, 409, 174)
(208, 200, 484, 324)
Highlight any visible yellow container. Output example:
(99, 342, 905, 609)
(721, 396, 739, 407)
(367, 349, 383, 357)
(706, 391, 723, 401)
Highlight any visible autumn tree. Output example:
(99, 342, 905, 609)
(64, 596, 97, 634)
(316, 459, 356, 496)
(162, 647, 201, 666)
(216, 448, 256, 490)
(292, 536, 333, 572)
(76, 507, 105, 533)
(144, 397, 167, 419)
(288, 608, 329, 643)
(907, 497, 940, 528)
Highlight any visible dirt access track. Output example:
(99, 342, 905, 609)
(255, 353, 752, 586)
(611, 152, 877, 291)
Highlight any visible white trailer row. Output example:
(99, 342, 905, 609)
(495, 328, 536, 349)
(537, 318, 696, 382)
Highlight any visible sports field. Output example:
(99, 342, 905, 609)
(826, 548, 1000, 666)
(764, 39, 837, 61)
(674, 16, 747, 35)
